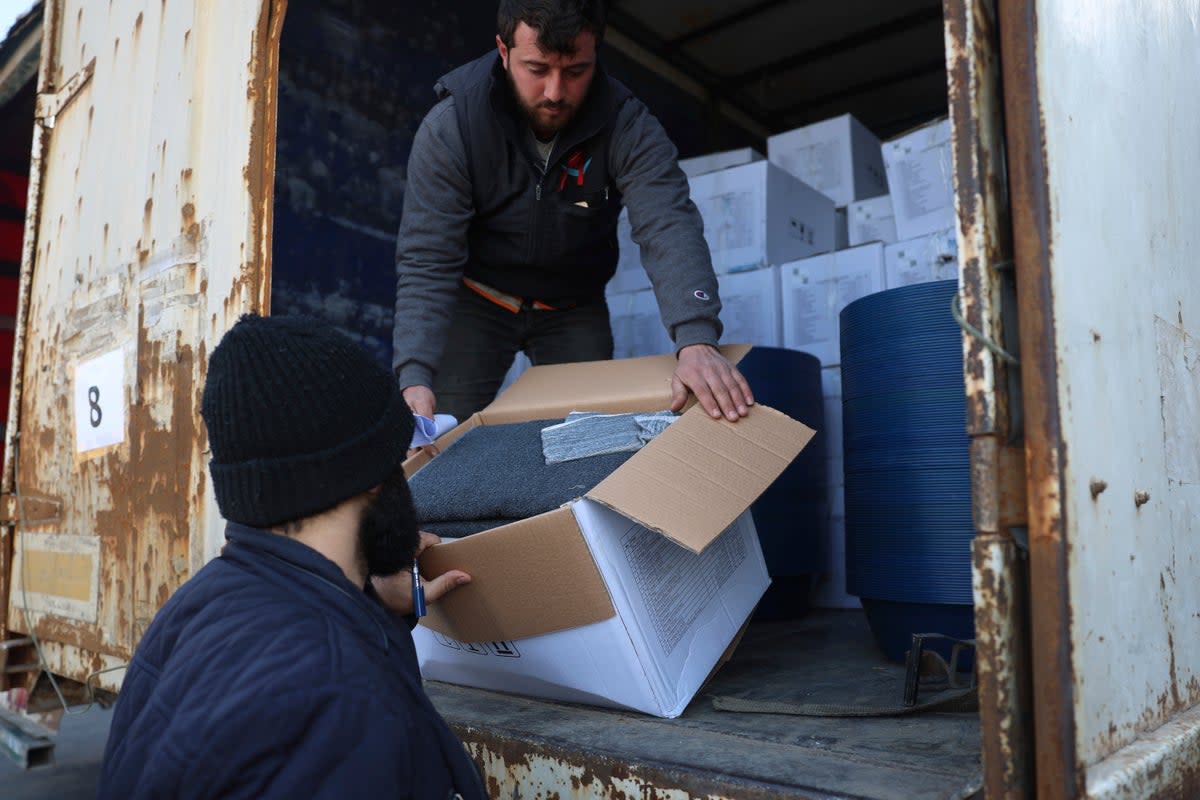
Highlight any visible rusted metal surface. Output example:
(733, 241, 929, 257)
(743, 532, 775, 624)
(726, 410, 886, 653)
(1000, 0, 1200, 796)
(995, 1, 1078, 796)
(1086, 703, 1200, 800)
(1, 0, 57, 651)
(3, 0, 281, 692)
(456, 728, 842, 800)
(943, 0, 1016, 443)
(944, 0, 1034, 795)
(972, 534, 1032, 799)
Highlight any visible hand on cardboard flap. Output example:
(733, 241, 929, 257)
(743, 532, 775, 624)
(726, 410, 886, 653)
(403, 385, 441, 458)
(371, 532, 470, 615)
(671, 344, 754, 422)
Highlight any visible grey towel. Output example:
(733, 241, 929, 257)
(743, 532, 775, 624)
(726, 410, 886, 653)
(409, 419, 635, 528)
(541, 410, 678, 464)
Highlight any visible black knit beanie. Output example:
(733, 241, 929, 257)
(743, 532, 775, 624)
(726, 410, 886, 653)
(201, 314, 414, 528)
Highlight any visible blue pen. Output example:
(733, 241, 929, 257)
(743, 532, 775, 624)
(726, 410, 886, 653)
(412, 558, 427, 618)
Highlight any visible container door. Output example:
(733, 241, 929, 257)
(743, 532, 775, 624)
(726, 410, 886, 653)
(945, 0, 1035, 797)
(1, 0, 280, 692)
(998, 0, 1200, 797)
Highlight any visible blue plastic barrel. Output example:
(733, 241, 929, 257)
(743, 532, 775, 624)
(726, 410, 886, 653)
(736, 347, 826, 620)
(839, 280, 974, 662)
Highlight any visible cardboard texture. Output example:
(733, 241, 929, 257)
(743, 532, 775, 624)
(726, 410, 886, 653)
(410, 349, 813, 717)
(481, 344, 751, 423)
(848, 194, 899, 246)
(588, 403, 815, 553)
(780, 243, 886, 365)
(688, 161, 836, 274)
(419, 508, 614, 643)
(767, 113, 889, 207)
(882, 118, 955, 240)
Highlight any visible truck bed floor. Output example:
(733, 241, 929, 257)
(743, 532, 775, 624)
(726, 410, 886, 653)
(426, 609, 983, 799)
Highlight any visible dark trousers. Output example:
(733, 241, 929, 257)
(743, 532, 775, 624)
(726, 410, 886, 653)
(432, 284, 614, 420)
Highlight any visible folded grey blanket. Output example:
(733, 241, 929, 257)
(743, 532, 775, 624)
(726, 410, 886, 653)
(409, 419, 635, 529)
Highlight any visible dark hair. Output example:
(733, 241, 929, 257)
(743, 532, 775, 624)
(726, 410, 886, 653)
(497, 0, 606, 54)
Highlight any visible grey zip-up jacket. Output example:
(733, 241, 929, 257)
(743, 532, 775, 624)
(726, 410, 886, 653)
(393, 53, 723, 390)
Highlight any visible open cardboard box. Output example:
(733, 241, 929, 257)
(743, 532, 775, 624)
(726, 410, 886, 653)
(406, 345, 816, 717)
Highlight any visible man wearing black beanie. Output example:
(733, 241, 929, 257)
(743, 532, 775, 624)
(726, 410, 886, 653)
(98, 314, 486, 800)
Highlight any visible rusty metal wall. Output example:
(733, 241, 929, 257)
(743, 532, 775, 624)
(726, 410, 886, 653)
(1001, 0, 1200, 797)
(2, 0, 280, 692)
(943, 0, 1034, 796)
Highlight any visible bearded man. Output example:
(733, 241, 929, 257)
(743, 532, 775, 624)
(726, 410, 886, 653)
(98, 314, 485, 800)
(393, 0, 754, 427)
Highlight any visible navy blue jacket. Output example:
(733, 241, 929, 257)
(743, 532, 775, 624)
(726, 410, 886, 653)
(98, 523, 485, 800)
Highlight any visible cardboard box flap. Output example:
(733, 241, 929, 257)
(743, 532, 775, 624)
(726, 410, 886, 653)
(586, 403, 815, 553)
(417, 507, 615, 643)
(480, 344, 752, 424)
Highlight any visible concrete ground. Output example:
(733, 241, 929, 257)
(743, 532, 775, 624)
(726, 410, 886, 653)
(1, 704, 113, 800)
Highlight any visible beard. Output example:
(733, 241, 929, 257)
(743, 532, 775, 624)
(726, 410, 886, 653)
(357, 467, 421, 578)
(506, 64, 576, 141)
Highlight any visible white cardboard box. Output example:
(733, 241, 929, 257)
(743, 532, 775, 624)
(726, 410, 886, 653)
(609, 209, 650, 294)
(883, 228, 959, 288)
(881, 118, 955, 240)
(415, 505, 766, 717)
(779, 243, 886, 366)
(716, 266, 782, 347)
(847, 194, 898, 246)
(407, 350, 815, 717)
(608, 288, 673, 359)
(689, 161, 837, 274)
(679, 147, 764, 178)
(835, 207, 849, 250)
(767, 113, 889, 207)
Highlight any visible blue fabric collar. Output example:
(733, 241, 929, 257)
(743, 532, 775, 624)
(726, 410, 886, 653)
(220, 522, 401, 653)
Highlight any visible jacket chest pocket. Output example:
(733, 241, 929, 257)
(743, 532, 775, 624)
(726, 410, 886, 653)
(543, 190, 619, 260)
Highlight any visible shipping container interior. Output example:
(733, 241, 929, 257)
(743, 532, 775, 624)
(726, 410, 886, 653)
(269, 1, 981, 796)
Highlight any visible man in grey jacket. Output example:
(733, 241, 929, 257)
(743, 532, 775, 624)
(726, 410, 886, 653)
(394, 0, 753, 423)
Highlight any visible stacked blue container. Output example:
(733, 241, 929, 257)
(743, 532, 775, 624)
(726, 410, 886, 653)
(839, 280, 974, 662)
(736, 347, 827, 620)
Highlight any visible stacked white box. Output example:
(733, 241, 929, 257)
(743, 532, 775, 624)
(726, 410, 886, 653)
(716, 266, 782, 347)
(609, 209, 651, 294)
(779, 243, 886, 367)
(847, 194, 898, 246)
(767, 113, 889, 208)
(881, 118, 955, 240)
(834, 208, 849, 250)
(608, 289, 673, 359)
(812, 366, 859, 609)
(678, 147, 764, 178)
(689, 161, 837, 274)
(883, 228, 959, 288)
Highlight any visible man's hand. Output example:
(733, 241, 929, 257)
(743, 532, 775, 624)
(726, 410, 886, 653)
(403, 385, 437, 418)
(402, 385, 440, 458)
(671, 344, 755, 421)
(371, 532, 471, 615)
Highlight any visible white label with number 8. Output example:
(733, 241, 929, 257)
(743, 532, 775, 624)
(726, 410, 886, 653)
(74, 347, 127, 453)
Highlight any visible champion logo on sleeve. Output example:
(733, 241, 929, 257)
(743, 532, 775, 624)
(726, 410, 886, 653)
(694, 290, 711, 301)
